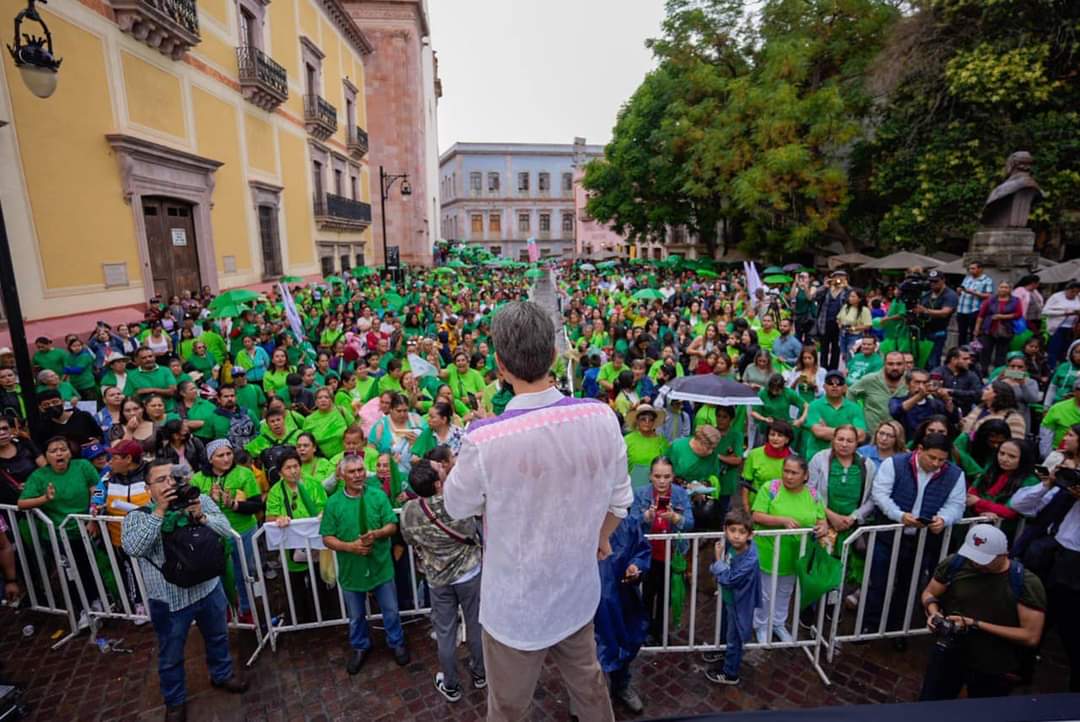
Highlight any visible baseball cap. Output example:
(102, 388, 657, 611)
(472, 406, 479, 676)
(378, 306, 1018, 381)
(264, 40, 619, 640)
(830, 269, 848, 278)
(957, 523, 1008, 566)
(107, 439, 144, 458)
(927, 270, 943, 280)
(824, 369, 847, 385)
(231, 366, 246, 375)
(81, 442, 109, 460)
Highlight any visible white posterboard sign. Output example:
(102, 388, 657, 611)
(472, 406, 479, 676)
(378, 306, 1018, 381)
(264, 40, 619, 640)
(171, 228, 188, 246)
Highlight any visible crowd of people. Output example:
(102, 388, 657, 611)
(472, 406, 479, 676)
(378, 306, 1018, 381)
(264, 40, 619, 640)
(0, 255, 1078, 720)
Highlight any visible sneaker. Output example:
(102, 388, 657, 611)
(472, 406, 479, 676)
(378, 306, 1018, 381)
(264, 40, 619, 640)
(705, 670, 740, 685)
(773, 626, 794, 644)
(471, 672, 487, 690)
(754, 626, 767, 644)
(77, 610, 89, 630)
(701, 650, 723, 664)
(614, 686, 644, 714)
(346, 649, 368, 675)
(393, 645, 411, 666)
(844, 592, 860, 611)
(434, 673, 462, 703)
(133, 603, 148, 626)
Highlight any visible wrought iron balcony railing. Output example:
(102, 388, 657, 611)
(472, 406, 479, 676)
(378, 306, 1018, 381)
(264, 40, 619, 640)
(303, 94, 337, 140)
(236, 46, 287, 111)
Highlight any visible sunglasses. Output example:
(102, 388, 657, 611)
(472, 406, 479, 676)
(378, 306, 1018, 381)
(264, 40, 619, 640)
(825, 379, 845, 387)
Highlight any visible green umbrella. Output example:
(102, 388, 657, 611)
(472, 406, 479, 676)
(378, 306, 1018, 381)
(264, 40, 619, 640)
(763, 266, 785, 275)
(209, 302, 249, 319)
(696, 269, 719, 279)
(280, 275, 302, 283)
(632, 288, 665, 301)
(350, 266, 377, 278)
(324, 275, 344, 285)
(579, 263, 596, 271)
(378, 292, 406, 311)
(596, 260, 618, 270)
(209, 289, 260, 311)
(629, 257, 645, 264)
(525, 268, 544, 280)
(763, 274, 793, 284)
(433, 267, 457, 276)
(447, 260, 468, 269)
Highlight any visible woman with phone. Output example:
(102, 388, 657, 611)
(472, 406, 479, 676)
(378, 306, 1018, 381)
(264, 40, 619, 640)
(965, 438, 1040, 537)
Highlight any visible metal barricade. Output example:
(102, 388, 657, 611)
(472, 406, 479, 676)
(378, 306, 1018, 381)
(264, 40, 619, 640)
(0, 504, 77, 646)
(640, 528, 831, 685)
(56, 513, 263, 647)
(824, 516, 994, 661)
(246, 510, 430, 666)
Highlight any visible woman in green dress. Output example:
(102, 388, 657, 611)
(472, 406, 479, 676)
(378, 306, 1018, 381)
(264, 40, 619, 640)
(623, 404, 669, 489)
(295, 432, 335, 490)
(63, 336, 97, 401)
(302, 387, 351, 458)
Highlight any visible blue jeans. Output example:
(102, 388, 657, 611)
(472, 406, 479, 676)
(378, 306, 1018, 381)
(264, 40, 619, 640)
(231, 528, 255, 613)
(722, 604, 745, 679)
(342, 581, 405, 651)
(148, 582, 233, 707)
(927, 330, 947, 370)
(1048, 325, 1075, 369)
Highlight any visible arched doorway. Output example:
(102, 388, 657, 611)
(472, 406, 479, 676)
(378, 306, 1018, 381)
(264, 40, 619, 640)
(142, 196, 201, 300)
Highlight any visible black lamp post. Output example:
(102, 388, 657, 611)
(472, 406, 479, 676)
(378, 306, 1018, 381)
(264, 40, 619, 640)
(2, 0, 62, 430)
(378, 165, 411, 271)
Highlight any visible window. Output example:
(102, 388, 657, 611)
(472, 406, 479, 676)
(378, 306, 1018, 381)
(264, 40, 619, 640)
(320, 254, 335, 276)
(334, 169, 343, 196)
(490, 245, 502, 256)
(517, 172, 529, 192)
(471, 213, 483, 233)
(300, 37, 324, 97)
(350, 175, 358, 200)
(470, 172, 482, 193)
(312, 160, 324, 198)
(257, 205, 282, 277)
(305, 63, 317, 96)
(489, 213, 501, 233)
(562, 212, 574, 232)
(562, 173, 573, 192)
(539, 213, 550, 232)
(538, 172, 550, 192)
(518, 212, 530, 232)
(488, 172, 500, 192)
(239, 7, 257, 48)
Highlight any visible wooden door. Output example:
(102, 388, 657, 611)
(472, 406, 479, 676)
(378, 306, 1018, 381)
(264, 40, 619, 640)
(143, 197, 201, 300)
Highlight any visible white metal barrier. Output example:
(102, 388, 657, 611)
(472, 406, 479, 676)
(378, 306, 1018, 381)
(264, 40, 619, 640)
(823, 515, 995, 661)
(246, 511, 431, 667)
(55, 513, 263, 648)
(0, 504, 78, 645)
(640, 528, 832, 685)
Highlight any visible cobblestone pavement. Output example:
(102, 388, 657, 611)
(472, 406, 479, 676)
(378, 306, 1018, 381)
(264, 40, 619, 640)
(0, 603, 1069, 722)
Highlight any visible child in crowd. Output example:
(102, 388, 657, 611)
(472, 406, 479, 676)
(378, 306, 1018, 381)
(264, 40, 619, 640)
(705, 510, 761, 686)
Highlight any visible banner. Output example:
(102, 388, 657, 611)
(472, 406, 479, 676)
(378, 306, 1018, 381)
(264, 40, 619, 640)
(278, 282, 305, 342)
(527, 236, 540, 263)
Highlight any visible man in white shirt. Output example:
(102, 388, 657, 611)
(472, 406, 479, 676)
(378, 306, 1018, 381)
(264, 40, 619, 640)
(445, 301, 633, 722)
(1044, 281, 1080, 368)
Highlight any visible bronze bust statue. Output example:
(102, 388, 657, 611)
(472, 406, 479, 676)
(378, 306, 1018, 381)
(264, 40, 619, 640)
(980, 151, 1043, 228)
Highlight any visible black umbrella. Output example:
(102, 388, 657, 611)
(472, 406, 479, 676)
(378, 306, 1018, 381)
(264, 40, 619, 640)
(662, 375, 759, 406)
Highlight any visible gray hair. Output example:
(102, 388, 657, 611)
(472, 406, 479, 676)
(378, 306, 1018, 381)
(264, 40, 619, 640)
(491, 301, 555, 383)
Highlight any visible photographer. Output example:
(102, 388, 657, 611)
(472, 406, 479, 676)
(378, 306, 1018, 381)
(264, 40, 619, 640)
(889, 368, 956, 441)
(122, 461, 248, 722)
(812, 270, 849, 371)
(914, 270, 958, 370)
(919, 524, 1046, 700)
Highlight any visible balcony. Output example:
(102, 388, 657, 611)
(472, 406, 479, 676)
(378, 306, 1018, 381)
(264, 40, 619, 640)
(236, 46, 287, 112)
(347, 126, 369, 159)
(110, 0, 200, 60)
(304, 95, 337, 141)
(314, 193, 371, 232)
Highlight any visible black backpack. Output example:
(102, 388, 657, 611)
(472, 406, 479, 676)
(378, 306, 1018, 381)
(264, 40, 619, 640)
(134, 509, 227, 588)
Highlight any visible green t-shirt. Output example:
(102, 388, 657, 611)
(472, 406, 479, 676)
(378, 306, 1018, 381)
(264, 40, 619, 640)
(185, 397, 221, 440)
(235, 384, 266, 418)
(742, 447, 788, 505)
(245, 427, 301, 458)
(803, 398, 866, 459)
(751, 481, 824, 575)
(714, 424, 744, 497)
(756, 387, 805, 433)
(198, 331, 229, 365)
(1043, 397, 1080, 446)
(378, 374, 403, 395)
(33, 348, 67, 375)
(191, 466, 261, 533)
(352, 376, 378, 404)
(188, 353, 216, 377)
(265, 478, 329, 573)
(64, 351, 96, 392)
(598, 362, 626, 388)
(302, 407, 350, 458)
(757, 328, 780, 353)
(446, 366, 485, 402)
(319, 486, 397, 592)
(300, 457, 335, 486)
(668, 436, 718, 484)
(624, 431, 669, 489)
(263, 369, 292, 399)
(128, 365, 178, 410)
(845, 352, 883, 385)
(21, 459, 97, 534)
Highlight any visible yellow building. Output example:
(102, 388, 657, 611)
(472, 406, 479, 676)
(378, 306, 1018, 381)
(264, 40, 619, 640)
(0, 0, 375, 321)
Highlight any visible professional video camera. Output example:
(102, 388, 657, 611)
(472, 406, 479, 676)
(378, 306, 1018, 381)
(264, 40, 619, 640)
(898, 273, 930, 306)
(167, 462, 201, 512)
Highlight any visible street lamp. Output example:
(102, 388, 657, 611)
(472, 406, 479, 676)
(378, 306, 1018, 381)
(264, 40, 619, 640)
(378, 165, 411, 271)
(7, 0, 62, 99)
(0, 0, 62, 430)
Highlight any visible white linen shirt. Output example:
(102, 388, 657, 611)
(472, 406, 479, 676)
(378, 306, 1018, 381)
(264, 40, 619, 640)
(444, 386, 633, 651)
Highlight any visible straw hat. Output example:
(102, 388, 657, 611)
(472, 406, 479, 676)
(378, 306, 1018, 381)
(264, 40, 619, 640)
(626, 403, 666, 428)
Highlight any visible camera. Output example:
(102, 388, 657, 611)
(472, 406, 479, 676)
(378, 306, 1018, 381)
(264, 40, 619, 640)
(930, 614, 965, 649)
(898, 274, 930, 306)
(168, 462, 201, 512)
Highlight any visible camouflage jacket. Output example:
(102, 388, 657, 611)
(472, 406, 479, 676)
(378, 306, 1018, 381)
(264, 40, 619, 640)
(400, 495, 482, 587)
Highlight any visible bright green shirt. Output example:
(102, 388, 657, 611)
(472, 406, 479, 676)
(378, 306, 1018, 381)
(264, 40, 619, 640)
(33, 348, 67, 375)
(756, 387, 806, 434)
(1043, 397, 1080, 446)
(64, 350, 96, 392)
(263, 369, 292, 399)
(752, 482, 824, 575)
(598, 362, 626, 388)
(265, 478, 329, 572)
(191, 466, 261, 534)
(757, 328, 780, 353)
(668, 436, 718, 484)
(445, 367, 485, 402)
(302, 407, 351, 458)
(624, 431, 669, 489)
(319, 486, 397, 592)
(128, 365, 178, 410)
(803, 398, 867, 459)
(845, 352, 883, 385)
(235, 384, 266, 418)
(378, 374, 403, 395)
(21, 459, 97, 534)
(742, 447, 788, 506)
(184, 397, 220, 440)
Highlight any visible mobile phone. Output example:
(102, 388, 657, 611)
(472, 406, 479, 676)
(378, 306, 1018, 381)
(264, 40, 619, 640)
(1034, 464, 1049, 477)
(657, 497, 670, 512)
(917, 516, 934, 526)
(1004, 369, 1026, 380)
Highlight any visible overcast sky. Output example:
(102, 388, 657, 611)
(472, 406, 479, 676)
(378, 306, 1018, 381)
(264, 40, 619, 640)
(429, 0, 666, 153)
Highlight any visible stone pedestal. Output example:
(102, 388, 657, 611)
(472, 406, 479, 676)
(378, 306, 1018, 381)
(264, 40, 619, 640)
(964, 228, 1039, 284)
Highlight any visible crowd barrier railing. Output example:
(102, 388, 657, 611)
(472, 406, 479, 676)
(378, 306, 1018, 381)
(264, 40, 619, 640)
(246, 509, 431, 667)
(823, 515, 995, 661)
(0, 504, 78, 646)
(640, 528, 832, 686)
(53, 513, 263, 648)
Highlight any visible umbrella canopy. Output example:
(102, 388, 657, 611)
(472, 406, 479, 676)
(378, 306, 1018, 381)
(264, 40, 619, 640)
(280, 275, 302, 283)
(447, 259, 468, 269)
(763, 266, 785, 275)
(378, 292, 406, 311)
(525, 268, 544, 279)
(209, 302, 250, 319)
(1037, 258, 1080, 285)
(432, 267, 457, 276)
(696, 269, 719, 279)
(782, 263, 803, 272)
(209, 289, 260, 310)
(579, 263, 596, 271)
(763, 274, 793, 284)
(323, 275, 345, 285)
(663, 375, 759, 406)
(827, 253, 875, 270)
(596, 260, 619, 270)
(858, 251, 944, 271)
(631, 288, 665, 302)
(350, 266, 376, 278)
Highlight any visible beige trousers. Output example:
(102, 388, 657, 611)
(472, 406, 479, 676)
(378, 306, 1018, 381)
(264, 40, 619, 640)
(481, 622, 615, 722)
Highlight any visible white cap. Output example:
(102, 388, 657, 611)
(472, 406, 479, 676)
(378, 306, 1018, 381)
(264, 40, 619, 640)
(957, 523, 1008, 566)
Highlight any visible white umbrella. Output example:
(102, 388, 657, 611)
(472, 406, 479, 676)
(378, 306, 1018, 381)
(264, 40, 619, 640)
(858, 251, 945, 271)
